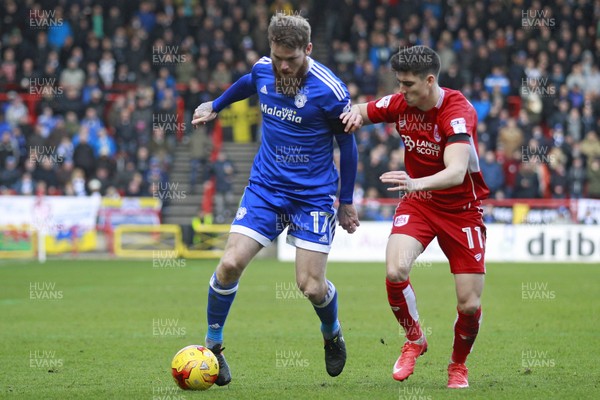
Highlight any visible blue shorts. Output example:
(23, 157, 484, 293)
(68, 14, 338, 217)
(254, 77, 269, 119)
(230, 183, 337, 253)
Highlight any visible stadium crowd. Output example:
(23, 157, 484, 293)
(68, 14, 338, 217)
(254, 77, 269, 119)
(1, 0, 599, 215)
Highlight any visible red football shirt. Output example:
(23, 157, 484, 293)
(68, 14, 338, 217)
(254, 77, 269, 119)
(367, 88, 490, 209)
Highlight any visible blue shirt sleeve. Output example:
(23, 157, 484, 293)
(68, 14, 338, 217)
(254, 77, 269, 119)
(335, 133, 358, 204)
(212, 74, 256, 112)
(316, 68, 355, 204)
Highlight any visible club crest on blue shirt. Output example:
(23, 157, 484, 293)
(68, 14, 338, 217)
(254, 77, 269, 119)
(294, 92, 307, 108)
(235, 207, 247, 220)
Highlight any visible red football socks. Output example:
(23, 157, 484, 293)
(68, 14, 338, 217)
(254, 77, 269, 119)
(451, 306, 482, 364)
(386, 278, 422, 341)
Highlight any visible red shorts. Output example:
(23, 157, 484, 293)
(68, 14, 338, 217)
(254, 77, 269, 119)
(391, 199, 486, 274)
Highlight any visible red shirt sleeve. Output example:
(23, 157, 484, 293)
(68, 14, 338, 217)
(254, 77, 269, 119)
(438, 93, 477, 143)
(366, 94, 404, 124)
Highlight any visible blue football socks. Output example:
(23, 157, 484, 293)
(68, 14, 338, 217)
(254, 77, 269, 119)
(312, 280, 341, 340)
(206, 272, 239, 347)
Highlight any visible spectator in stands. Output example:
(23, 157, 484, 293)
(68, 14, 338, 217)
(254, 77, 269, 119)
(134, 146, 150, 177)
(0, 156, 20, 190)
(581, 106, 598, 135)
(520, 80, 543, 125)
(131, 92, 153, 146)
(566, 63, 586, 91)
(148, 127, 173, 169)
(357, 60, 379, 97)
(484, 66, 510, 96)
(55, 159, 74, 191)
(56, 136, 74, 163)
(191, 208, 214, 247)
(114, 109, 137, 159)
(99, 51, 116, 88)
(37, 106, 60, 139)
(211, 151, 236, 223)
(81, 77, 101, 106)
(93, 165, 113, 196)
(586, 64, 600, 97)
(63, 111, 80, 138)
(80, 107, 105, 143)
(5, 92, 28, 128)
(56, 87, 84, 117)
(59, 58, 85, 91)
(497, 117, 524, 159)
(134, 2, 157, 34)
(549, 162, 568, 199)
(580, 131, 600, 165)
(14, 172, 35, 195)
(73, 127, 96, 179)
(0, 130, 19, 167)
(513, 161, 541, 199)
(0, 113, 11, 138)
(175, 49, 196, 84)
(568, 156, 587, 199)
(479, 149, 505, 197)
(588, 158, 600, 199)
(439, 63, 465, 91)
(189, 125, 213, 194)
(364, 144, 388, 197)
(33, 157, 59, 193)
(114, 64, 136, 85)
(93, 128, 117, 159)
(210, 61, 233, 91)
(124, 172, 145, 197)
(1, 48, 18, 84)
(471, 90, 491, 121)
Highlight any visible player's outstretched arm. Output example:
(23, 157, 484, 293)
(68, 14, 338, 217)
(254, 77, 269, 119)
(192, 101, 218, 126)
(191, 73, 257, 127)
(340, 103, 371, 132)
(335, 133, 360, 233)
(338, 203, 360, 234)
(380, 143, 471, 192)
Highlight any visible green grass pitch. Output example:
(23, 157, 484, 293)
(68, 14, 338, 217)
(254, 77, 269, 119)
(1, 258, 599, 399)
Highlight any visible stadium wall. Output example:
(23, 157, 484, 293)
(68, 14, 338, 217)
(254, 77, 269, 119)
(277, 222, 600, 263)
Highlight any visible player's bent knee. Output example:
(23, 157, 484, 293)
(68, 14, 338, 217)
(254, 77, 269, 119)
(217, 255, 245, 283)
(386, 267, 410, 283)
(296, 280, 327, 303)
(457, 300, 481, 315)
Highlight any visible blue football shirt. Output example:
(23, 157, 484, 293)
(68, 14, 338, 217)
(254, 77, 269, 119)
(247, 57, 352, 196)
